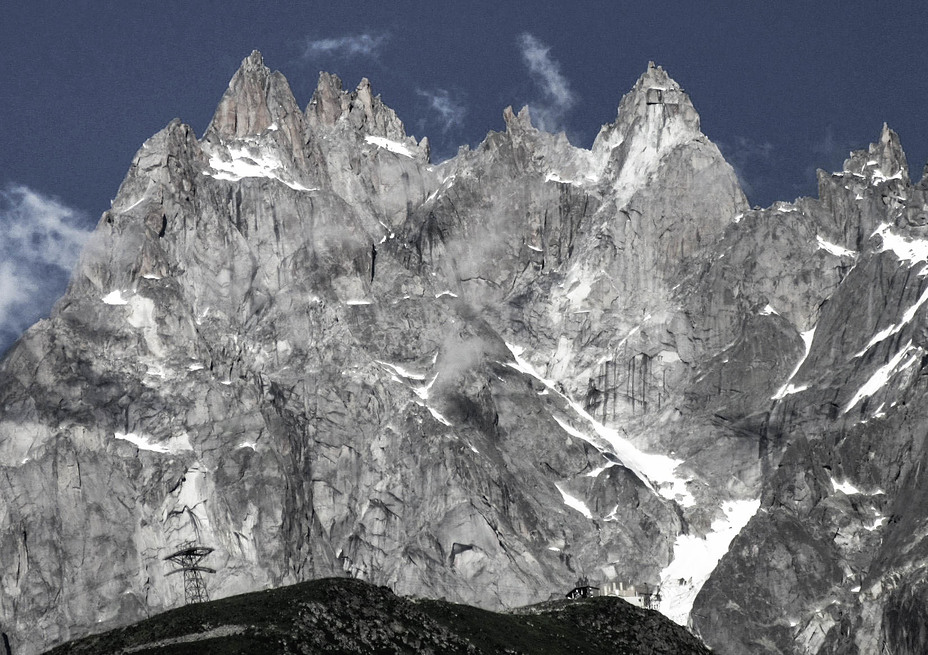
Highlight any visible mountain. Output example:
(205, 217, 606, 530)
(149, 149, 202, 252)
(44, 576, 710, 654)
(1, 50, 927, 654)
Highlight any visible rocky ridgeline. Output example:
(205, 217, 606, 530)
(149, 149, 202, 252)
(44, 577, 710, 655)
(1, 50, 927, 654)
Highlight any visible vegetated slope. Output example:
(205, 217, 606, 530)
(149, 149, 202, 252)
(44, 577, 709, 655)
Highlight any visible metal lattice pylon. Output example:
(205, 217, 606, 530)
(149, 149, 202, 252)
(164, 541, 215, 604)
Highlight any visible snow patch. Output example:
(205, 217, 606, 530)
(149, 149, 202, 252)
(545, 172, 583, 185)
(854, 286, 928, 357)
(345, 299, 373, 306)
(829, 476, 884, 497)
(115, 431, 193, 454)
(554, 482, 593, 519)
(426, 405, 452, 426)
(816, 235, 856, 258)
(587, 462, 618, 478)
(506, 343, 694, 507)
(844, 340, 919, 413)
(435, 290, 458, 298)
(871, 168, 904, 184)
(364, 135, 414, 158)
(773, 328, 816, 399)
(759, 304, 779, 316)
(414, 373, 439, 401)
(874, 224, 928, 266)
(829, 477, 861, 495)
(377, 361, 427, 381)
(659, 499, 760, 626)
(102, 290, 129, 305)
(204, 144, 316, 191)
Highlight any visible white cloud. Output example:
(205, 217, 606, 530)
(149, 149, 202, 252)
(517, 33, 576, 133)
(0, 185, 90, 352)
(302, 33, 388, 59)
(417, 88, 466, 133)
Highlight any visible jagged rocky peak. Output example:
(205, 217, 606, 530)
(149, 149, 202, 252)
(306, 70, 429, 162)
(841, 122, 910, 185)
(203, 50, 304, 144)
(502, 104, 535, 133)
(593, 61, 701, 155)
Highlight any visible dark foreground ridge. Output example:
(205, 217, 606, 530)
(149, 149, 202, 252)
(44, 577, 709, 654)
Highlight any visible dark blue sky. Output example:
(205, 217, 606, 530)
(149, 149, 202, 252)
(4, 1, 928, 215)
(0, 1, 926, 348)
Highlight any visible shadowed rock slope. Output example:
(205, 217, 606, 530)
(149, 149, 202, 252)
(44, 577, 710, 655)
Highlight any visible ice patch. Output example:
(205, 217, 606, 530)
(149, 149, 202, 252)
(554, 482, 593, 519)
(759, 304, 778, 316)
(816, 235, 856, 258)
(435, 290, 458, 298)
(659, 499, 760, 626)
(773, 328, 816, 400)
(844, 340, 919, 413)
(364, 135, 414, 158)
(102, 290, 129, 305)
(345, 299, 373, 305)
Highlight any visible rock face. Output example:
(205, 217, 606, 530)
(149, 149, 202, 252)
(0, 51, 927, 655)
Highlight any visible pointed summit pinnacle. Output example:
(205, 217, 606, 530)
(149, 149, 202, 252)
(243, 49, 264, 69)
(840, 123, 910, 185)
(203, 50, 303, 144)
(592, 62, 702, 159)
(502, 105, 534, 133)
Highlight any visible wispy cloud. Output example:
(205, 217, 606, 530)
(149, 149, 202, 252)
(517, 33, 576, 133)
(717, 136, 775, 198)
(417, 88, 466, 134)
(0, 185, 90, 352)
(301, 33, 389, 60)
